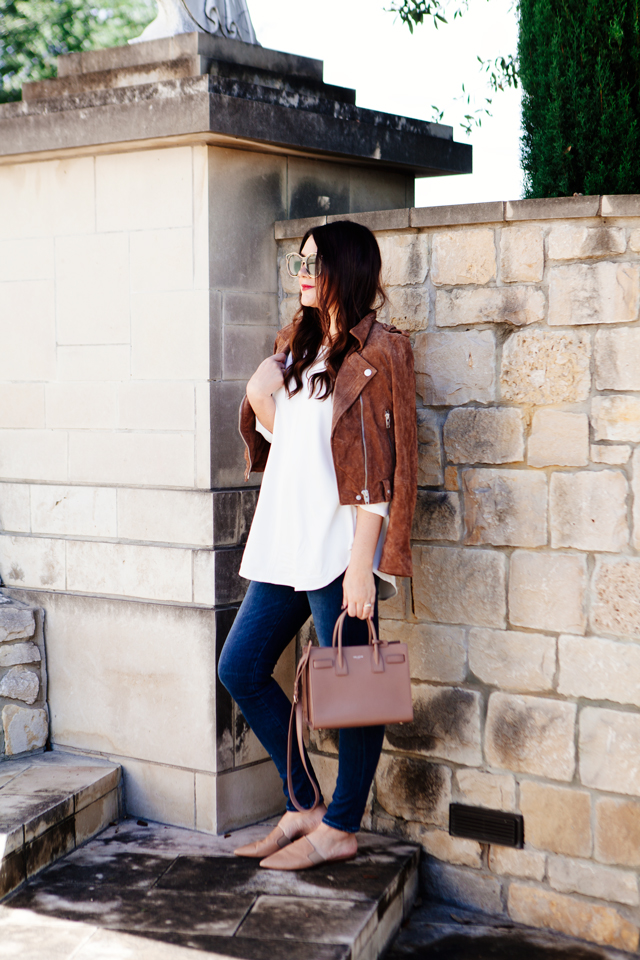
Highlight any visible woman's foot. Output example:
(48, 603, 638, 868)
(259, 821, 358, 870)
(234, 803, 327, 858)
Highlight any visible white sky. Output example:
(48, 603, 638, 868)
(248, 0, 523, 207)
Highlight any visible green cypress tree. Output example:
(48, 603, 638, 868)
(519, 0, 640, 197)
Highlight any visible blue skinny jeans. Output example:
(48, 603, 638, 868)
(218, 573, 385, 834)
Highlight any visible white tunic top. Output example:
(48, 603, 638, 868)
(239, 353, 396, 598)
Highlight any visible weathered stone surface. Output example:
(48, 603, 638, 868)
(500, 329, 591, 404)
(548, 225, 627, 261)
(485, 693, 576, 781)
(278, 248, 301, 296)
(375, 753, 451, 825)
(500, 224, 544, 282)
(632, 448, 640, 550)
(591, 444, 630, 465)
(509, 550, 587, 634)
(0, 607, 35, 643)
(595, 797, 640, 868)
(414, 330, 496, 406)
(489, 846, 546, 881)
(417, 408, 443, 486)
(591, 394, 640, 441)
(519, 781, 592, 857)
(444, 407, 524, 464)
(455, 769, 516, 811)
(416, 828, 482, 867)
(463, 468, 547, 547)
(508, 883, 639, 952)
(0, 641, 40, 667)
(548, 855, 639, 906)
(558, 634, 640, 707)
(412, 491, 462, 542)
(444, 466, 458, 490)
(378, 576, 411, 621)
(279, 296, 299, 327)
(378, 234, 429, 287)
(0, 666, 39, 704)
(431, 228, 496, 286)
(528, 410, 589, 468)
(413, 545, 507, 627)
(469, 627, 555, 692)
(435, 286, 544, 327)
(548, 262, 639, 326)
(591, 556, 640, 639)
(386, 286, 428, 332)
(2, 704, 48, 755)
(580, 706, 640, 795)
(595, 327, 640, 391)
(386, 684, 482, 766)
(549, 469, 629, 553)
(379, 621, 467, 683)
(422, 860, 504, 916)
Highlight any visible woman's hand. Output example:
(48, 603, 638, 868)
(343, 560, 376, 620)
(343, 508, 383, 619)
(246, 352, 286, 434)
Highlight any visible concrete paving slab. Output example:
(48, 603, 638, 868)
(157, 851, 415, 903)
(237, 893, 376, 944)
(10, 884, 255, 936)
(2, 818, 418, 960)
(27, 851, 175, 890)
(0, 751, 122, 898)
(387, 902, 636, 960)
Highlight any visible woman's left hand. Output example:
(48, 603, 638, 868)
(343, 561, 376, 619)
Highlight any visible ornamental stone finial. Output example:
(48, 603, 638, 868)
(131, 0, 258, 45)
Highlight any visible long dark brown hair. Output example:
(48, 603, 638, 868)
(284, 220, 385, 400)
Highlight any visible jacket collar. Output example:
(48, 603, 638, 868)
(348, 312, 377, 349)
(276, 312, 376, 354)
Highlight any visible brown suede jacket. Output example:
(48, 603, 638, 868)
(239, 312, 418, 578)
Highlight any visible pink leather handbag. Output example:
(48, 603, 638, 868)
(287, 610, 413, 811)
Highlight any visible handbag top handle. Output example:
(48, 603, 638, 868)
(331, 609, 386, 668)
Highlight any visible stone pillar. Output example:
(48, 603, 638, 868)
(0, 32, 470, 831)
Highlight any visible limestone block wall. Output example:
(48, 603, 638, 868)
(0, 596, 48, 758)
(277, 195, 640, 953)
(0, 144, 286, 830)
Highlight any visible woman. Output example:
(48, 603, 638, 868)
(218, 220, 417, 871)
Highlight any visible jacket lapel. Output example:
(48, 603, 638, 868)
(332, 352, 377, 435)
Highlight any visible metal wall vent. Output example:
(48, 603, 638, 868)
(449, 803, 524, 848)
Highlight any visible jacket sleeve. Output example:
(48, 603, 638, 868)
(379, 334, 417, 578)
(238, 326, 292, 480)
(239, 393, 271, 481)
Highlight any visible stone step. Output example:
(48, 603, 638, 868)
(0, 751, 121, 899)
(1, 818, 419, 959)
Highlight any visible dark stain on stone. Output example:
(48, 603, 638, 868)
(386, 688, 476, 754)
(383, 756, 448, 818)
(489, 700, 533, 763)
(390, 932, 612, 960)
(412, 491, 458, 541)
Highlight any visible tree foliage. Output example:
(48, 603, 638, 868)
(388, 0, 517, 135)
(519, 0, 640, 197)
(0, 0, 155, 103)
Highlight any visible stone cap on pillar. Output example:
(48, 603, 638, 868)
(0, 32, 472, 178)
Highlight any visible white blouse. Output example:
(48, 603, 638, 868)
(239, 352, 396, 599)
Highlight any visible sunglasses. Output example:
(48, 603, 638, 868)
(285, 252, 321, 278)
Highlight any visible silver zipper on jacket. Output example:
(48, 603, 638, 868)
(359, 395, 370, 504)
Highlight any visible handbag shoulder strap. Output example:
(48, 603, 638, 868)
(287, 642, 321, 813)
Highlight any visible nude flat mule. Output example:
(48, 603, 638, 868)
(259, 835, 357, 871)
(233, 825, 293, 859)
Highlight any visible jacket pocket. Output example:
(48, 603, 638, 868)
(383, 478, 393, 502)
